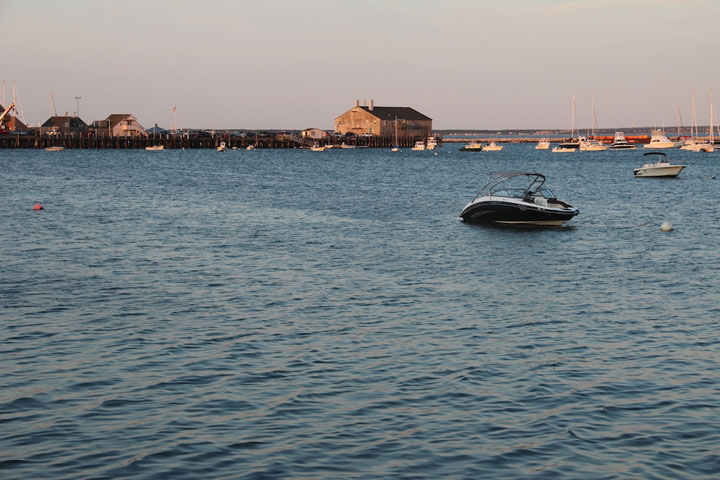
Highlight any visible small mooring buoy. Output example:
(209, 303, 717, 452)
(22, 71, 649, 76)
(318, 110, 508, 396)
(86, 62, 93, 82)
(660, 221, 673, 232)
(33, 203, 44, 211)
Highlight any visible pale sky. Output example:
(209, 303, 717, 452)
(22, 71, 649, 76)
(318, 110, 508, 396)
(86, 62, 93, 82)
(2, 0, 719, 130)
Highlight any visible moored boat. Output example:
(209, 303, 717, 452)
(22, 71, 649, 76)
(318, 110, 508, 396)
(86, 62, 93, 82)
(459, 142, 483, 152)
(579, 136, 607, 151)
(609, 131, 637, 150)
(643, 129, 678, 149)
(145, 145, 164, 151)
(580, 93, 607, 151)
(411, 141, 426, 151)
(483, 141, 503, 152)
(633, 152, 685, 177)
(535, 139, 550, 150)
(45, 146, 64, 152)
(460, 171, 579, 226)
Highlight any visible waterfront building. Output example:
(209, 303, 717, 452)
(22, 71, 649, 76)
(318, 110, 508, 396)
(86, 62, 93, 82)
(146, 123, 168, 135)
(334, 99, 432, 137)
(90, 114, 145, 137)
(301, 128, 327, 140)
(40, 116, 89, 136)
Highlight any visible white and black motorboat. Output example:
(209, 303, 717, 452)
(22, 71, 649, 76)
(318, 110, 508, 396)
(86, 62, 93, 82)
(460, 171, 579, 226)
(609, 131, 637, 150)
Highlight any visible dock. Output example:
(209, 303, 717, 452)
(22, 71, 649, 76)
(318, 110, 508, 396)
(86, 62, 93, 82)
(0, 132, 436, 150)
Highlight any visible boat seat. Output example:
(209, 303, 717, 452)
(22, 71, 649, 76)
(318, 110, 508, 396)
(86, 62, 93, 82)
(534, 197, 548, 207)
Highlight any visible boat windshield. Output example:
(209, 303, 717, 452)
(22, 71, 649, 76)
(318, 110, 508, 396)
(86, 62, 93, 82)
(536, 187, 557, 199)
(475, 171, 547, 200)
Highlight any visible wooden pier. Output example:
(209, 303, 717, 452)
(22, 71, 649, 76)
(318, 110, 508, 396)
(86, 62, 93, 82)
(0, 131, 439, 150)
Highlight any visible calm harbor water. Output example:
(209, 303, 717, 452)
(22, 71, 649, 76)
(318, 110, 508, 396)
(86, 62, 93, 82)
(2, 145, 719, 479)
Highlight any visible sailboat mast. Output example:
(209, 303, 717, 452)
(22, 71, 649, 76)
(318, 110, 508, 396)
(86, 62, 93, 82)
(691, 88, 697, 139)
(710, 91, 714, 143)
(571, 93, 576, 139)
(591, 92, 596, 138)
(49, 90, 57, 117)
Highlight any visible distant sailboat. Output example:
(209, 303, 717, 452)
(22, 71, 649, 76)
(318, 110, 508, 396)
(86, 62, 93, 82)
(680, 89, 713, 152)
(391, 116, 399, 152)
(554, 93, 580, 151)
(579, 93, 607, 151)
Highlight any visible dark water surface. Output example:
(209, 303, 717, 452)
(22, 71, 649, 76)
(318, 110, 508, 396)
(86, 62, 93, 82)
(2, 146, 719, 479)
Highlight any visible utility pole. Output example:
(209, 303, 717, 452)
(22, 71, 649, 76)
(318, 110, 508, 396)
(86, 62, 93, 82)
(75, 96, 82, 118)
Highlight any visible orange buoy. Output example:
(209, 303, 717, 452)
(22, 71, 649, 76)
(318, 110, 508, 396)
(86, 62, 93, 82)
(33, 203, 43, 211)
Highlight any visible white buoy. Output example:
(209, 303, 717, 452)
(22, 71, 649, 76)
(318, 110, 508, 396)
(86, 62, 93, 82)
(660, 221, 673, 232)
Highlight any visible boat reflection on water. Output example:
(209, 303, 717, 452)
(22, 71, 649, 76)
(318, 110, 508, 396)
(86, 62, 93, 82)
(460, 171, 579, 226)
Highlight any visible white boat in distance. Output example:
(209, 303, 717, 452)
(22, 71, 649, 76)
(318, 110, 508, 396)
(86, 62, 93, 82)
(311, 144, 327, 152)
(579, 137, 607, 151)
(483, 142, 503, 151)
(217, 141, 226, 152)
(535, 139, 550, 150)
(426, 136, 438, 150)
(555, 92, 580, 151)
(643, 129, 678, 149)
(146, 145, 164, 151)
(579, 93, 608, 151)
(411, 141, 426, 151)
(634, 152, 685, 177)
(45, 146, 64, 152)
(459, 142, 484, 151)
(609, 131, 637, 150)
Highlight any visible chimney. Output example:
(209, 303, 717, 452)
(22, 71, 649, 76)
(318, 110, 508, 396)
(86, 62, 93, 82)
(354, 99, 359, 108)
(369, 99, 374, 111)
(363, 98, 367, 107)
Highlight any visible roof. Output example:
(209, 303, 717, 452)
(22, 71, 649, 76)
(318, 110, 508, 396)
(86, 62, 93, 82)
(41, 116, 89, 128)
(7, 116, 27, 130)
(105, 114, 136, 128)
(358, 106, 432, 121)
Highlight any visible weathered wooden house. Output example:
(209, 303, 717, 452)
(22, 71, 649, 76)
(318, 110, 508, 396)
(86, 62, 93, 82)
(334, 100, 432, 137)
(301, 128, 327, 140)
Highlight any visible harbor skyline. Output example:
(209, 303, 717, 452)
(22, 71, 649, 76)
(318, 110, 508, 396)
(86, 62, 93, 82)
(2, 0, 720, 130)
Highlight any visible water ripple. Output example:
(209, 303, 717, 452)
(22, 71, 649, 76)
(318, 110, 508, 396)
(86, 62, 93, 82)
(1, 148, 719, 479)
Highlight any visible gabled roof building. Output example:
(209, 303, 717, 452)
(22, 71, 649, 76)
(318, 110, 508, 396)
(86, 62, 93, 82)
(334, 99, 432, 137)
(40, 116, 90, 136)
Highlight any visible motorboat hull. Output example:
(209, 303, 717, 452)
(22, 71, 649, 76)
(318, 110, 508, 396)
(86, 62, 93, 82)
(643, 142, 677, 149)
(634, 165, 685, 177)
(460, 198, 579, 225)
(580, 145, 607, 151)
(483, 144, 503, 151)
